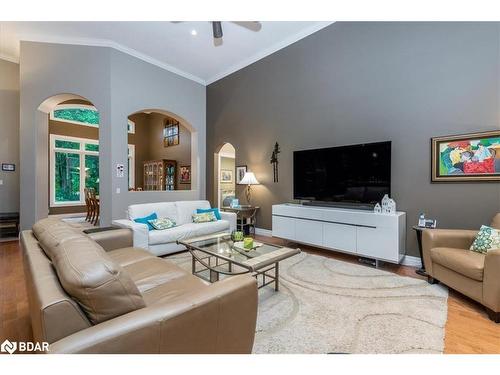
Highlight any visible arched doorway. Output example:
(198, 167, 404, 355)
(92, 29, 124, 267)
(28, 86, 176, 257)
(36, 94, 101, 224)
(214, 143, 236, 208)
(126, 109, 196, 192)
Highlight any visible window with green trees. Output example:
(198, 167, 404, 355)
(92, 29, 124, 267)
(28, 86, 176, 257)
(53, 107, 100, 126)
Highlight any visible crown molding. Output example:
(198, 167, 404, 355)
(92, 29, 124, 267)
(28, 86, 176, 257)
(18, 34, 207, 85)
(0, 53, 19, 64)
(205, 21, 334, 85)
(12, 22, 334, 86)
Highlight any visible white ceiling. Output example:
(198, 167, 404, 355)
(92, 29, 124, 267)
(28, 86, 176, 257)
(0, 21, 332, 85)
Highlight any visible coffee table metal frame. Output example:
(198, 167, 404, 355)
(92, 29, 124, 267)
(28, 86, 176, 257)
(178, 233, 300, 291)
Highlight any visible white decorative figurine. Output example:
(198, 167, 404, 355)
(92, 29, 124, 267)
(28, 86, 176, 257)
(387, 198, 396, 215)
(374, 203, 382, 214)
(381, 194, 390, 214)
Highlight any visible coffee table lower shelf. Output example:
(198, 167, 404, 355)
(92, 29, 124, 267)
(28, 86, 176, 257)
(191, 253, 280, 291)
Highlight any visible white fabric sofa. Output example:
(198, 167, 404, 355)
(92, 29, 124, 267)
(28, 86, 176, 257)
(112, 200, 236, 256)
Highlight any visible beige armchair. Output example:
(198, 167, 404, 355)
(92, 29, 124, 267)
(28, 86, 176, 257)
(422, 214, 500, 323)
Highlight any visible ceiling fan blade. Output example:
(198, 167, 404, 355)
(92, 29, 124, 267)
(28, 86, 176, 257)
(212, 21, 223, 38)
(232, 21, 262, 32)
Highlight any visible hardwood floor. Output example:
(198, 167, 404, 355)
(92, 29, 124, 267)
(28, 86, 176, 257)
(1, 237, 499, 353)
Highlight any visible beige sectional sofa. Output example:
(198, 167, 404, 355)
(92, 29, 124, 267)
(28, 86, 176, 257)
(20, 218, 258, 353)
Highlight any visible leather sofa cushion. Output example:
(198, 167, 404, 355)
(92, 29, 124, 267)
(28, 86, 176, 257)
(108, 247, 154, 267)
(123, 257, 190, 293)
(32, 218, 82, 258)
(148, 221, 229, 245)
(141, 274, 209, 306)
(50, 236, 146, 324)
(431, 247, 485, 281)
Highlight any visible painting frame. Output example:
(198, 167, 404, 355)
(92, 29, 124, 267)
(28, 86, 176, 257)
(179, 165, 191, 184)
(220, 169, 233, 183)
(236, 165, 247, 184)
(431, 130, 500, 182)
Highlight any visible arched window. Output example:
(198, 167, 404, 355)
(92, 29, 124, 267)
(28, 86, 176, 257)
(50, 104, 99, 127)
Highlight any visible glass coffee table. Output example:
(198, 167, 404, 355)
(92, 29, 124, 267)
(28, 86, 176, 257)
(178, 233, 301, 291)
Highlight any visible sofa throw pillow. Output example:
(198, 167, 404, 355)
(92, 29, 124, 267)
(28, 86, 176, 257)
(470, 225, 500, 254)
(196, 208, 221, 220)
(133, 213, 158, 231)
(148, 217, 176, 230)
(192, 211, 217, 223)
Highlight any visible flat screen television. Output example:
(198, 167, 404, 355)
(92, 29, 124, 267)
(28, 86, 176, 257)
(293, 141, 391, 207)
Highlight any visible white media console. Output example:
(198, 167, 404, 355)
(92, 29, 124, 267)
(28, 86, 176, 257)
(272, 203, 406, 264)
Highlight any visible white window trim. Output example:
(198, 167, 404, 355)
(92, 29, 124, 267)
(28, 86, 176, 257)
(50, 104, 99, 128)
(128, 119, 135, 134)
(51, 104, 135, 134)
(128, 144, 135, 189)
(50, 134, 99, 207)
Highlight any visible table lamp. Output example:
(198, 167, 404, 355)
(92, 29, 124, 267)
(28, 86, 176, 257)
(240, 171, 260, 205)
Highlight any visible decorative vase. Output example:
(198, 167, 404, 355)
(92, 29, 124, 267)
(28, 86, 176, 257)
(231, 230, 244, 242)
(243, 237, 254, 250)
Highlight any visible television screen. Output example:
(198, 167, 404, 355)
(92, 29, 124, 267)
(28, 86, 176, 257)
(293, 141, 391, 205)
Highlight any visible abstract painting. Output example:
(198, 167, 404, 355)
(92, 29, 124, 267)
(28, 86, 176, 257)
(431, 130, 500, 182)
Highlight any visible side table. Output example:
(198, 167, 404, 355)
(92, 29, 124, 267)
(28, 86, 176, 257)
(412, 225, 428, 277)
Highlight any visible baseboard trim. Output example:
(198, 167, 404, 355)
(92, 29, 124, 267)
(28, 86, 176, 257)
(401, 255, 422, 268)
(255, 227, 273, 237)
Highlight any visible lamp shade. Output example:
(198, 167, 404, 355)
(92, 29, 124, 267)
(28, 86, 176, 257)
(240, 172, 260, 185)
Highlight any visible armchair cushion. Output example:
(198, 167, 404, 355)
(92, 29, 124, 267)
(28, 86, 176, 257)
(431, 247, 485, 281)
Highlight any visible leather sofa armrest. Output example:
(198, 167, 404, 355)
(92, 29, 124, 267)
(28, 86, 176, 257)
(483, 249, 500, 312)
(47, 275, 258, 354)
(112, 220, 149, 250)
(86, 229, 133, 251)
(422, 229, 478, 276)
(220, 211, 237, 233)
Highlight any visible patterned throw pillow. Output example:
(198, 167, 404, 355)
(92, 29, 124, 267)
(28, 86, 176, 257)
(192, 211, 217, 223)
(148, 218, 176, 230)
(470, 225, 500, 254)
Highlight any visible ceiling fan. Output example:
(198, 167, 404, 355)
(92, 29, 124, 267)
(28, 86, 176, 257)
(172, 21, 262, 46)
(211, 21, 262, 39)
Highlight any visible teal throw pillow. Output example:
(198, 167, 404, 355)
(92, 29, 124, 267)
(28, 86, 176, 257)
(470, 225, 500, 254)
(148, 218, 176, 230)
(192, 212, 217, 223)
(196, 208, 221, 220)
(133, 213, 158, 231)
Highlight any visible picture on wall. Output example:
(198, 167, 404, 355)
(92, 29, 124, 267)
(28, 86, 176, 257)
(180, 165, 191, 184)
(221, 169, 233, 183)
(431, 130, 500, 182)
(236, 165, 247, 184)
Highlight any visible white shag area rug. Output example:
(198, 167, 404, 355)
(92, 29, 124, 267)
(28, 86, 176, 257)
(167, 251, 448, 354)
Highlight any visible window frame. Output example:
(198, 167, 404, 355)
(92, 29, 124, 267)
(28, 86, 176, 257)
(50, 134, 98, 207)
(50, 104, 100, 128)
(128, 144, 135, 189)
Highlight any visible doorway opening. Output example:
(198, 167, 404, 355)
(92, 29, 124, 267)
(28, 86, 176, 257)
(214, 143, 236, 208)
(36, 94, 101, 224)
(126, 109, 194, 192)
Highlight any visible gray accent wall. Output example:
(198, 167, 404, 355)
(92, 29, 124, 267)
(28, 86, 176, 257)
(207, 22, 500, 257)
(0, 59, 20, 213)
(19, 41, 205, 229)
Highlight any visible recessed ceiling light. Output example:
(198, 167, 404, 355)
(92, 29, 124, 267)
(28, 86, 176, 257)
(191, 29, 197, 36)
